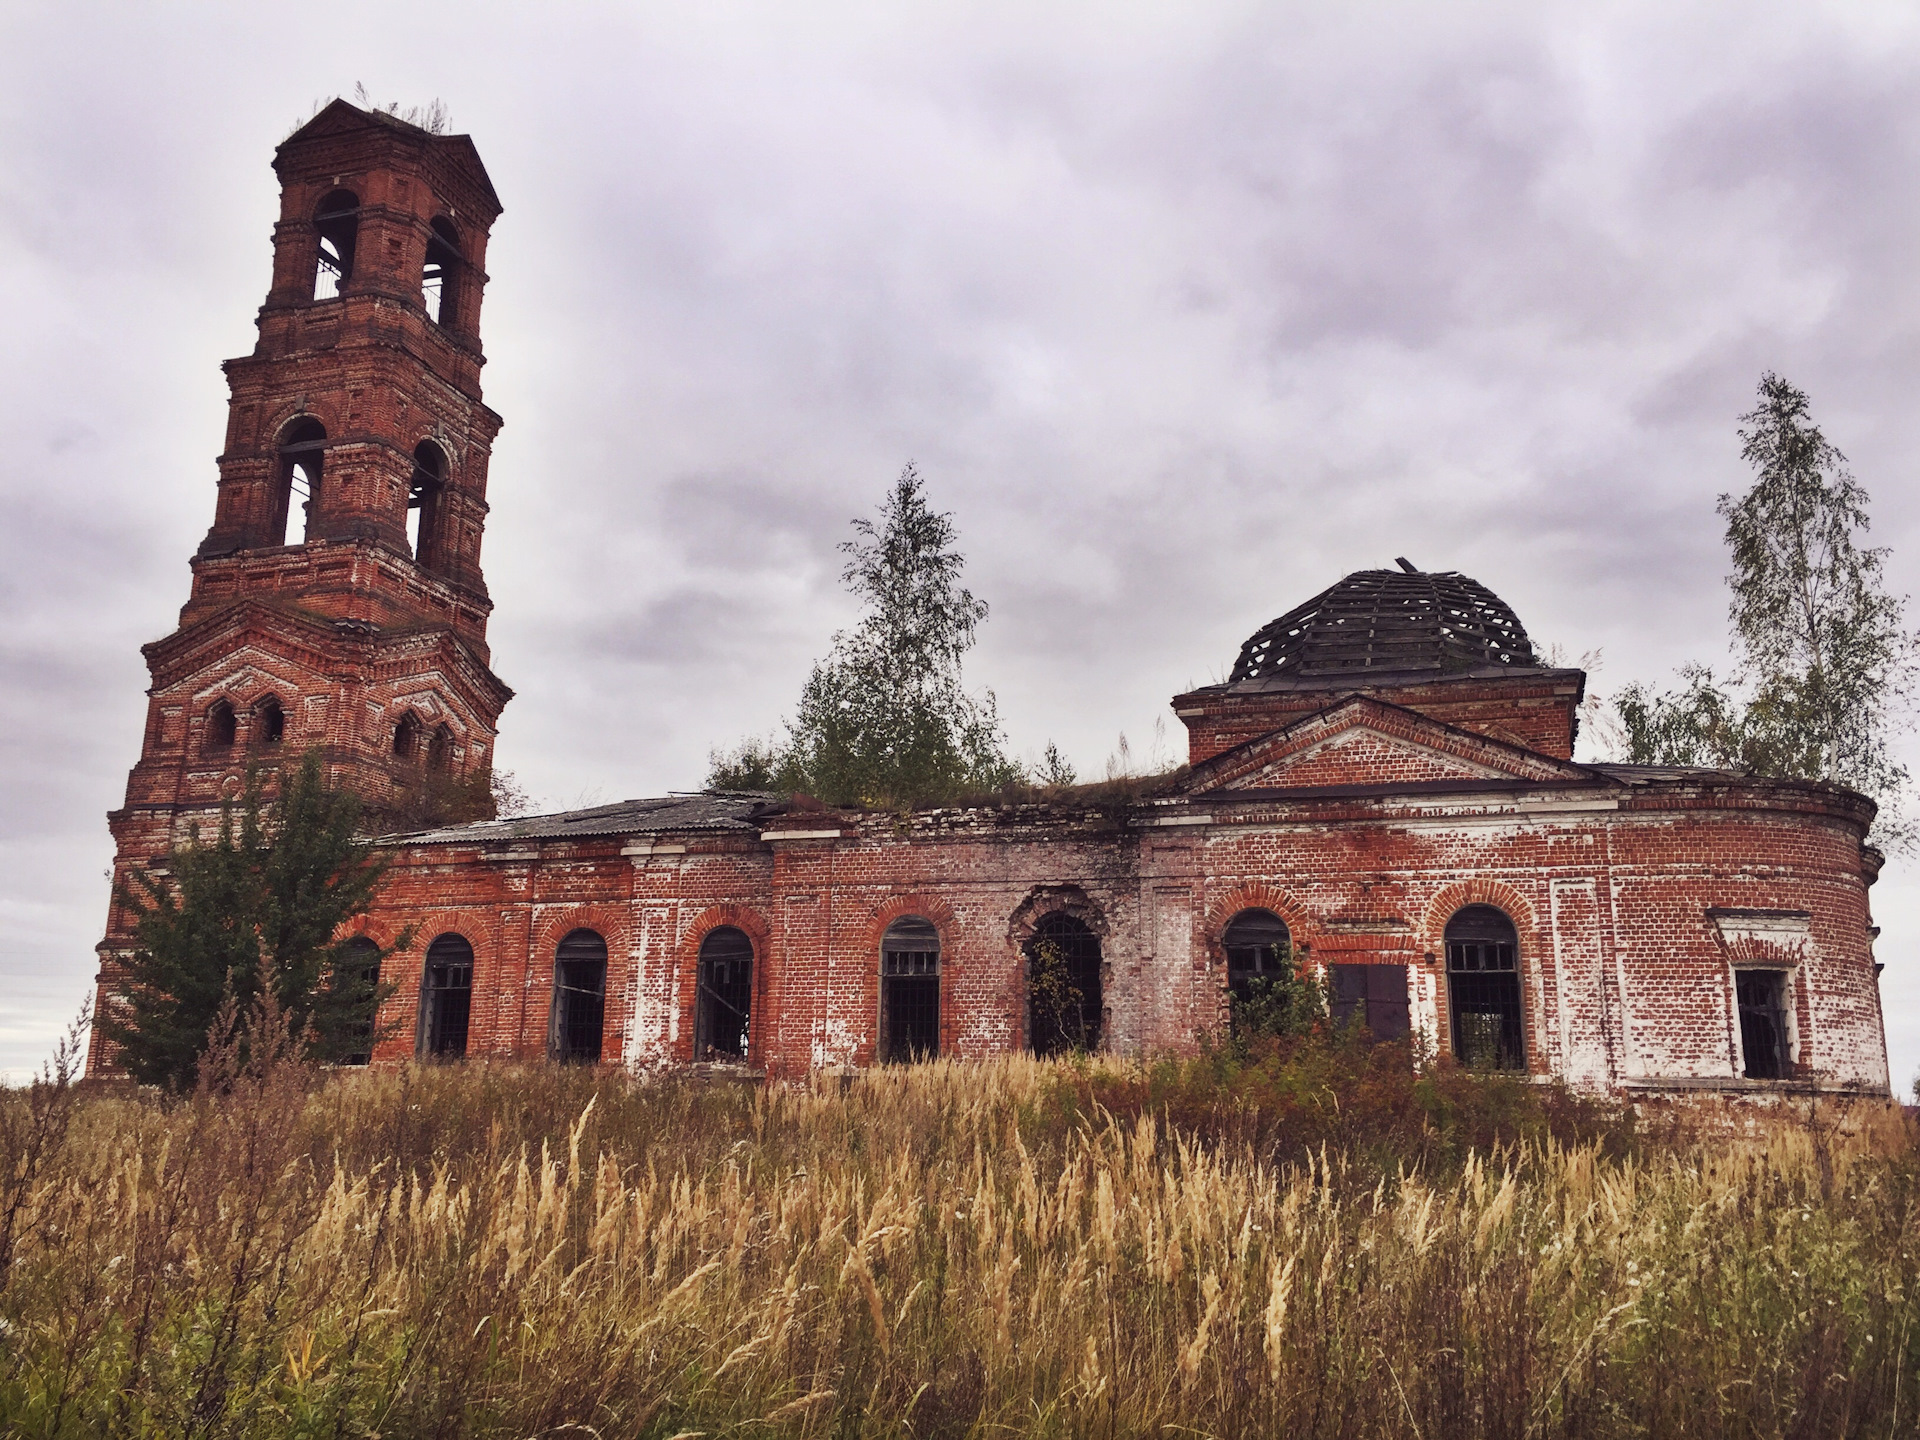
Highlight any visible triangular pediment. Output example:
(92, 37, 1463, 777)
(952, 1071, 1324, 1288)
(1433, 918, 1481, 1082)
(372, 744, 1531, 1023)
(283, 99, 380, 144)
(1185, 696, 1592, 794)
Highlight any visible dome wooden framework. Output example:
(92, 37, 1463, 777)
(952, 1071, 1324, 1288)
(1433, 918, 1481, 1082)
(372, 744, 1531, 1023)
(1230, 565, 1537, 681)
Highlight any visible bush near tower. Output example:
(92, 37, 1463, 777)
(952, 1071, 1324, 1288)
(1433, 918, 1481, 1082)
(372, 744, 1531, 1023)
(99, 753, 404, 1089)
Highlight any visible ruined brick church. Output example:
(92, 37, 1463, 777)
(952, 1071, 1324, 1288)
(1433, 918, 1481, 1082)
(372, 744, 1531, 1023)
(90, 104, 1892, 1096)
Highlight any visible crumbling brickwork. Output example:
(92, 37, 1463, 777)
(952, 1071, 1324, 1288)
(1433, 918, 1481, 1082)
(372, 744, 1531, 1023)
(92, 112, 1892, 1100)
(348, 756, 1888, 1096)
(90, 101, 512, 1073)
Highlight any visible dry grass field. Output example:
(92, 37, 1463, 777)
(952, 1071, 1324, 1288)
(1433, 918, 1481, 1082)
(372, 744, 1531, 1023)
(1, 1025, 1914, 1439)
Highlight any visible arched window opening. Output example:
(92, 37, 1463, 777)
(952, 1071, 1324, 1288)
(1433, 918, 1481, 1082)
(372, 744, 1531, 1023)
(422, 217, 460, 327)
(551, 929, 608, 1064)
(427, 725, 453, 772)
(275, 417, 327, 546)
(392, 713, 422, 761)
(253, 695, 285, 746)
(409, 441, 447, 570)
(419, 933, 474, 1059)
(695, 926, 753, 1062)
(880, 916, 940, 1063)
(1222, 908, 1291, 1028)
(1026, 913, 1101, 1056)
(205, 699, 237, 752)
(312, 189, 358, 301)
(1736, 970, 1792, 1079)
(1445, 905, 1524, 1070)
(337, 935, 381, 1066)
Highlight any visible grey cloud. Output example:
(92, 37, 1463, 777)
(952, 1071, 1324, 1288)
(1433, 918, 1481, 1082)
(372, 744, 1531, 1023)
(6, 1, 1920, 1085)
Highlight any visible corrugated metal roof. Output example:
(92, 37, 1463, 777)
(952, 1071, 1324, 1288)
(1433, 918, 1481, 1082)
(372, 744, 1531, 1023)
(378, 792, 780, 846)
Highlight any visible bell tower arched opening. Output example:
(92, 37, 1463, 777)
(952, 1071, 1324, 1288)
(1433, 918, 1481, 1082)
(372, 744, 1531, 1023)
(312, 189, 359, 301)
(409, 440, 448, 570)
(273, 418, 326, 546)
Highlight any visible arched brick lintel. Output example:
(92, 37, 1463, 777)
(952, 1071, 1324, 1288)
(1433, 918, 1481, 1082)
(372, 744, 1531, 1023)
(530, 908, 631, 978)
(1006, 884, 1108, 950)
(864, 892, 960, 960)
(1201, 883, 1319, 966)
(1417, 878, 1540, 958)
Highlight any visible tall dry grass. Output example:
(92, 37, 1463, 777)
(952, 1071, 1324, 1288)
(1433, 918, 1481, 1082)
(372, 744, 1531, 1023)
(1, 1036, 1915, 1438)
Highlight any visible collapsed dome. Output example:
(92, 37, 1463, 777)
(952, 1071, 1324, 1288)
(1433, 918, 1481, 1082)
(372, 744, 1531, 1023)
(1230, 565, 1537, 681)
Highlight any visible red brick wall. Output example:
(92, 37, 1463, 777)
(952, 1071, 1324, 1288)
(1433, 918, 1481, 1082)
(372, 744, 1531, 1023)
(1176, 671, 1586, 764)
(89, 104, 511, 1076)
(352, 777, 1888, 1096)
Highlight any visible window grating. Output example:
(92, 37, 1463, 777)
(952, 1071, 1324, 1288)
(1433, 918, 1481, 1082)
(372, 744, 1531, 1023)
(552, 929, 607, 1064)
(1027, 913, 1102, 1056)
(696, 926, 753, 1061)
(881, 916, 940, 1062)
(421, 933, 473, 1059)
(1445, 905, 1524, 1069)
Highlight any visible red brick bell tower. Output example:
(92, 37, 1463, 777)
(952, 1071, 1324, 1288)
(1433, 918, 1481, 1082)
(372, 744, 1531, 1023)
(90, 101, 514, 1071)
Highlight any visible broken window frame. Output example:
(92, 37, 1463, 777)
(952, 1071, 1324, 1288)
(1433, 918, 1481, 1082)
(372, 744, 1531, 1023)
(426, 724, 453, 772)
(694, 926, 754, 1063)
(1735, 967, 1794, 1080)
(1445, 905, 1526, 1070)
(419, 933, 474, 1060)
(551, 929, 608, 1065)
(1026, 912, 1102, 1057)
(312, 189, 359, 302)
(880, 916, 940, 1064)
(422, 216, 461, 327)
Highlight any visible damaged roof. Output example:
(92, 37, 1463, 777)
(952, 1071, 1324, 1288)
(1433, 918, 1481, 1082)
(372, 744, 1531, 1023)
(379, 792, 781, 846)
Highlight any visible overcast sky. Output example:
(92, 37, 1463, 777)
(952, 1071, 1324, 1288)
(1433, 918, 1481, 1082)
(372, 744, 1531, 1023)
(5, 1, 1919, 1087)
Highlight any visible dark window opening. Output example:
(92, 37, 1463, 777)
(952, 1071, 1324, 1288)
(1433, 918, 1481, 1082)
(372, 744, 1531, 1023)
(881, 916, 940, 1063)
(552, 929, 608, 1064)
(1027, 912, 1102, 1056)
(1331, 964, 1411, 1042)
(393, 713, 422, 761)
(205, 699, 237, 752)
(338, 935, 381, 1066)
(420, 933, 473, 1059)
(427, 725, 452, 772)
(275, 417, 327, 545)
(422, 217, 460, 327)
(696, 926, 753, 1061)
(1446, 905, 1524, 1070)
(1737, 969, 1792, 1080)
(313, 189, 358, 301)
(409, 441, 448, 570)
(254, 695, 285, 746)
(1223, 907, 1291, 1013)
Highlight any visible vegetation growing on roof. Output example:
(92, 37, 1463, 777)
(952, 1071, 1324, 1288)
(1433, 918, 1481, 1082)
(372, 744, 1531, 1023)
(708, 464, 1022, 808)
